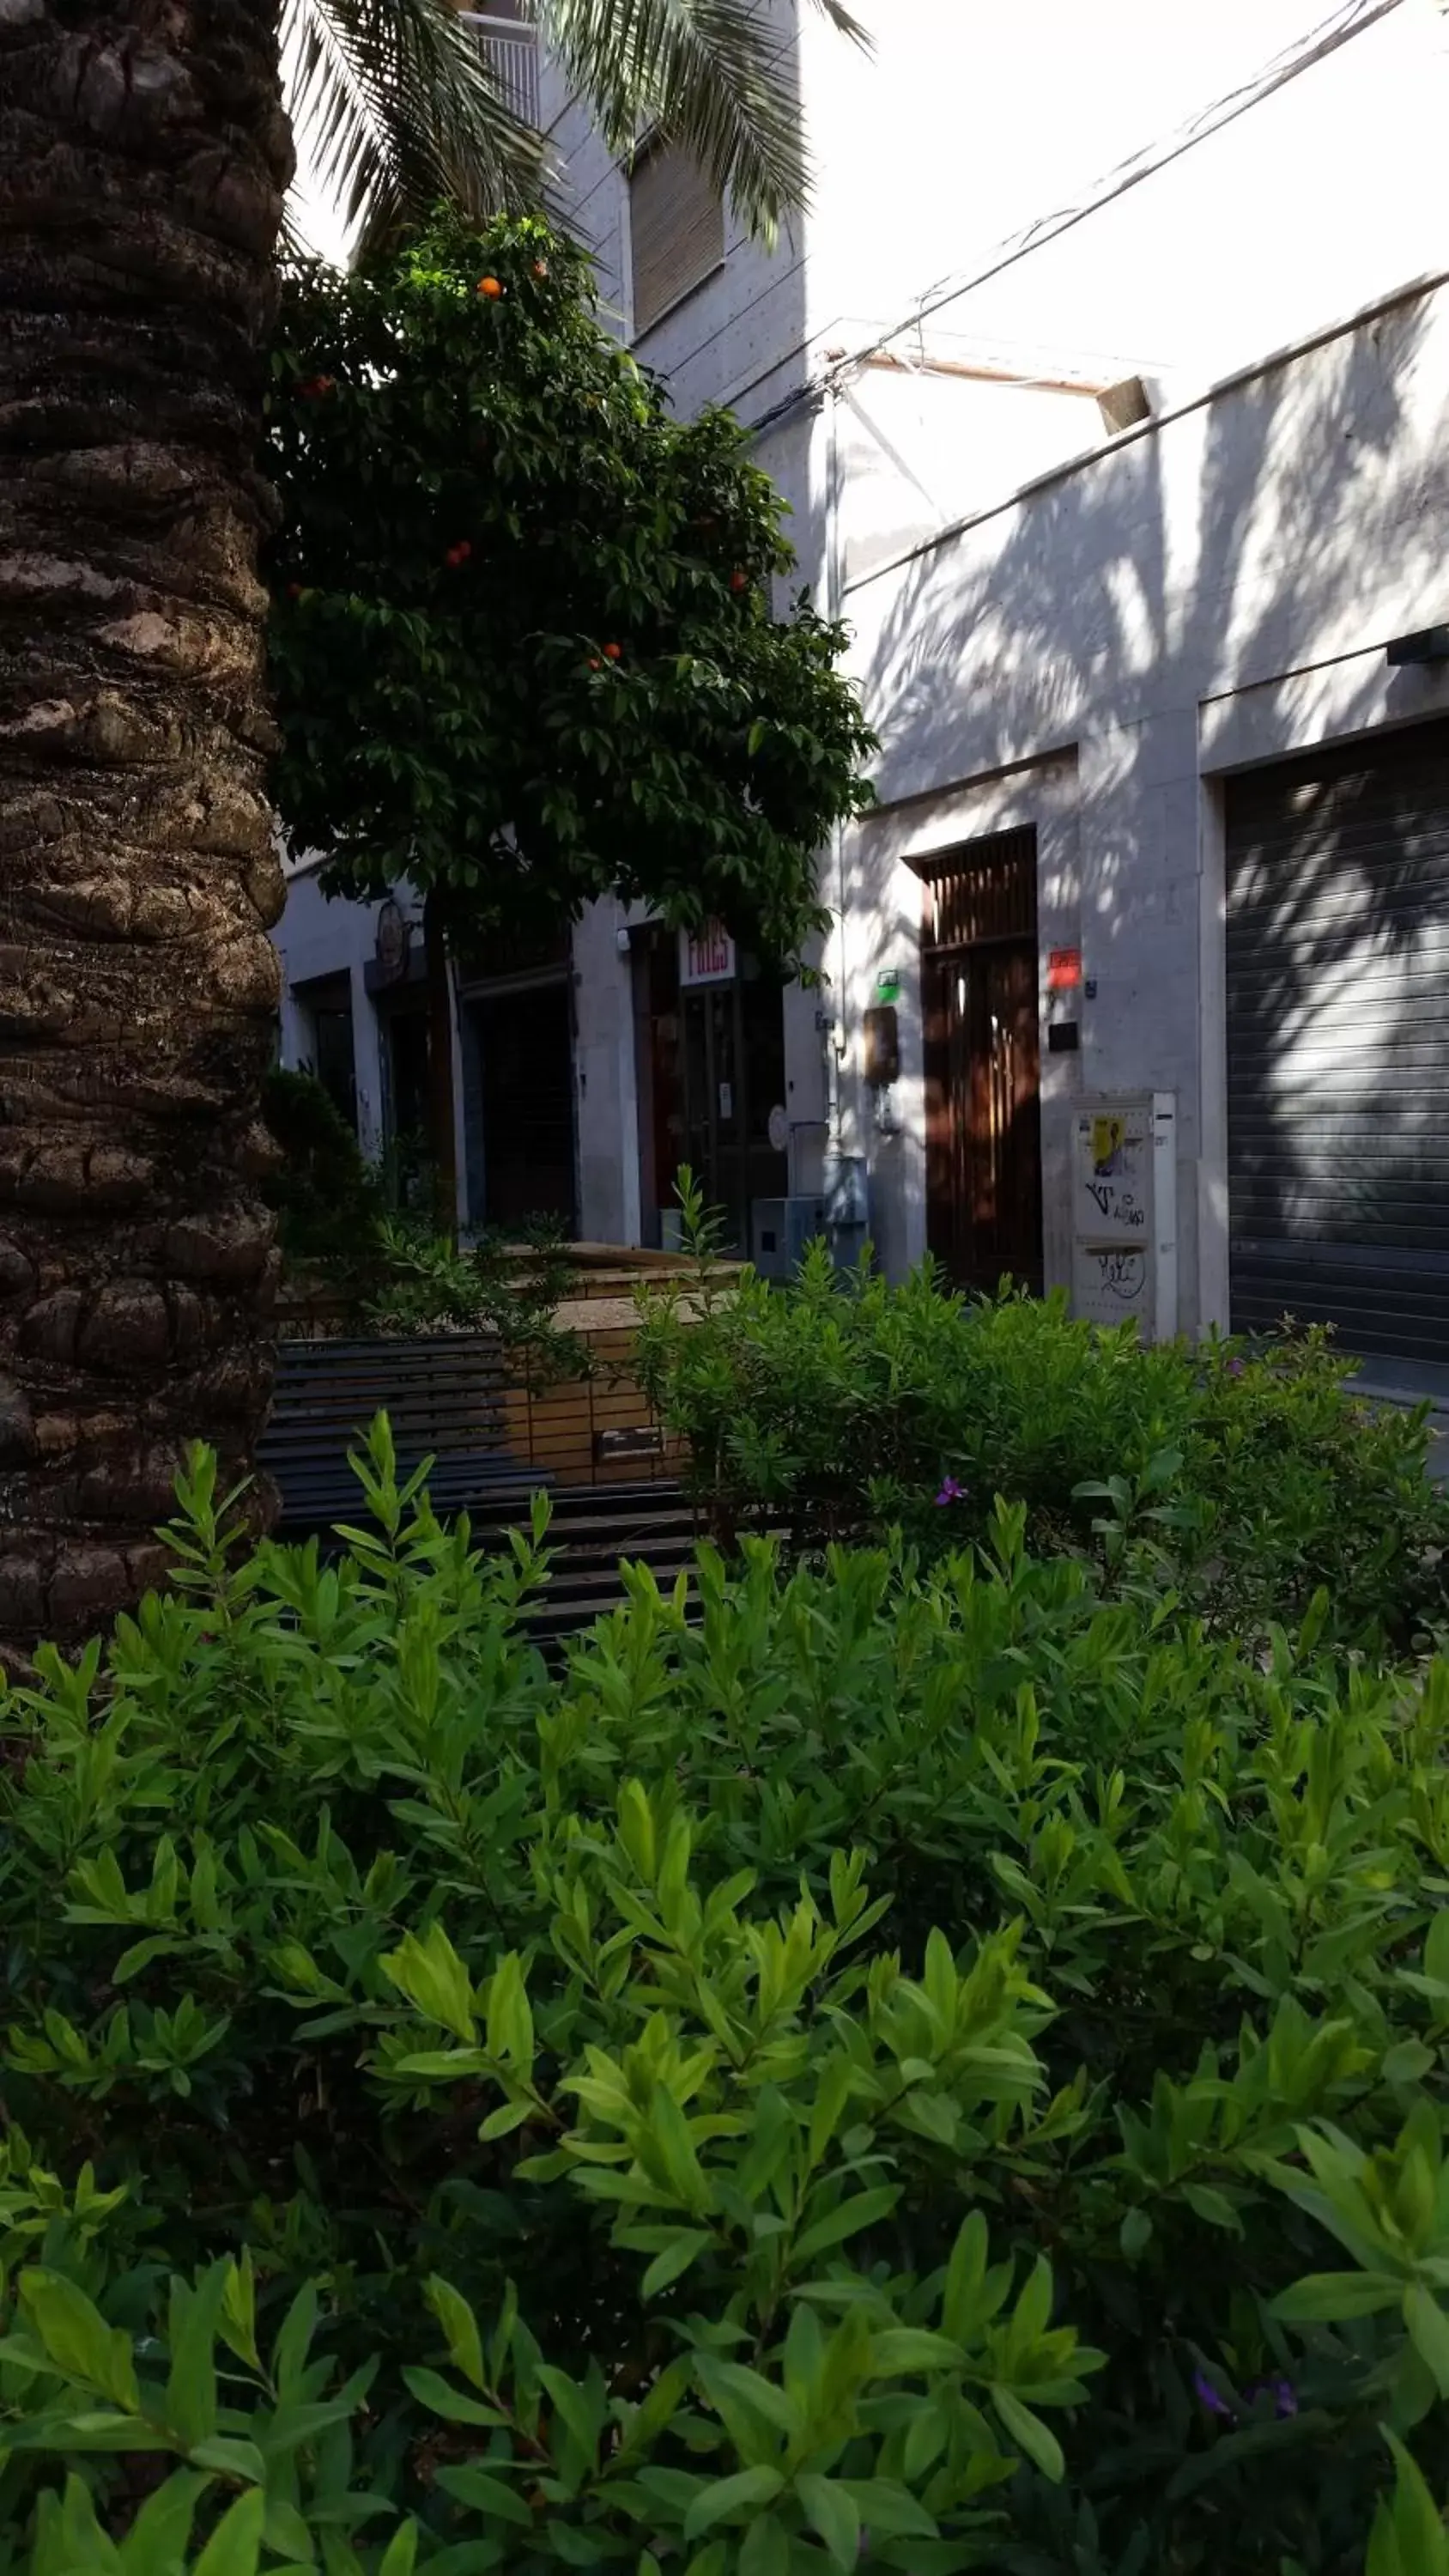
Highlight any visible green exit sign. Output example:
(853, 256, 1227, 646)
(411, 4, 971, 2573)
(876, 969, 901, 1003)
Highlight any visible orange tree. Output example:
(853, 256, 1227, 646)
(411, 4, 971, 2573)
(266, 212, 875, 1224)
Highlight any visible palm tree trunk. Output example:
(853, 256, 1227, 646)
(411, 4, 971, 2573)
(0, 3, 293, 1671)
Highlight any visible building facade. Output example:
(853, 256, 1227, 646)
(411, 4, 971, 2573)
(274, 0, 1449, 1373)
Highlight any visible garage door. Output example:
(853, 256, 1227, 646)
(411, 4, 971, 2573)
(1226, 719, 1449, 1366)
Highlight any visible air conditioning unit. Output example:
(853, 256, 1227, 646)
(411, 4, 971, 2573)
(751, 1195, 826, 1281)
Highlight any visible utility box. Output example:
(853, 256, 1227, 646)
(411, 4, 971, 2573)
(822, 1153, 870, 1271)
(751, 1196, 827, 1282)
(1070, 1094, 1178, 1343)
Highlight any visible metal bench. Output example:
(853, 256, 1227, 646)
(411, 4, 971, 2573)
(259, 1334, 542, 1534)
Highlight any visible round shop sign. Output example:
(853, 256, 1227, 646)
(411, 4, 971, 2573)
(767, 1103, 790, 1154)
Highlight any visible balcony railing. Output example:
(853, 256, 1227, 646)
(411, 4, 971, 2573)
(459, 12, 540, 128)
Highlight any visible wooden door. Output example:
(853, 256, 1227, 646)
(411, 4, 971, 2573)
(923, 831, 1044, 1294)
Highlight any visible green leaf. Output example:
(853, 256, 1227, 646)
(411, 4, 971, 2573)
(537, 2361, 604, 2468)
(682, 2466, 785, 2539)
(166, 2265, 227, 2448)
(869, 2329, 964, 2376)
(262, 2495, 316, 2561)
(19, 2273, 140, 2413)
(485, 1951, 534, 2070)
(220, 2252, 260, 2372)
(479, 2099, 533, 2142)
(401, 2365, 504, 2427)
(1181, 2184, 1241, 2234)
(1405, 2283, 1449, 2397)
(796, 2474, 861, 2570)
(380, 1923, 476, 2042)
(426, 2277, 488, 2391)
(793, 2185, 901, 2266)
(739, 2515, 791, 2576)
(696, 2357, 803, 2439)
(1119, 2208, 1152, 2263)
(193, 2489, 267, 2576)
(840, 2479, 938, 2539)
(119, 2470, 209, 2569)
(435, 2466, 535, 2524)
(189, 2436, 267, 2484)
(942, 2209, 990, 2340)
(641, 2230, 713, 2299)
(1273, 2270, 1402, 2323)
(378, 2526, 419, 2576)
(1369, 2433, 1449, 2576)
(993, 2388, 1064, 2482)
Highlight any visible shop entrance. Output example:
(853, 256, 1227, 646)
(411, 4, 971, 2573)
(636, 926, 788, 1249)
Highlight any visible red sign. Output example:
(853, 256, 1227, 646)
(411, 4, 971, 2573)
(680, 921, 736, 987)
(1047, 947, 1082, 991)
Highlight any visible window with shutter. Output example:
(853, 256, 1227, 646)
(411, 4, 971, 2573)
(628, 139, 724, 335)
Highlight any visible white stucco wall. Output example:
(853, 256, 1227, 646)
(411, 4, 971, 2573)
(276, 0, 1449, 1261)
(276, 865, 394, 1168)
(840, 276, 1449, 1329)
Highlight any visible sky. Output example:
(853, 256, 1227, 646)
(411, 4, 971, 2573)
(284, 0, 1449, 396)
(808, 0, 1448, 392)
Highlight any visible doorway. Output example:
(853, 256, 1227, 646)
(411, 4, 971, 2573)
(921, 827, 1043, 1294)
(473, 978, 577, 1234)
(637, 926, 788, 1249)
(379, 999, 431, 1210)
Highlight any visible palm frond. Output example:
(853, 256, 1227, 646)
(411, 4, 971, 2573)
(281, 0, 547, 257)
(537, 0, 866, 231)
(806, 0, 870, 46)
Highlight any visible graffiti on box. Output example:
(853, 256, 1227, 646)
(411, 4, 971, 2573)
(1076, 1109, 1150, 1239)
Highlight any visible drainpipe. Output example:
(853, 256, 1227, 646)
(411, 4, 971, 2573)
(823, 376, 851, 1167)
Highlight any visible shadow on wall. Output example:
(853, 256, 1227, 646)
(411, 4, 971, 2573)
(841, 286, 1449, 1343)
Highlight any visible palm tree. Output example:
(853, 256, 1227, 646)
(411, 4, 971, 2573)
(285, 0, 865, 257)
(0, 0, 864, 1671)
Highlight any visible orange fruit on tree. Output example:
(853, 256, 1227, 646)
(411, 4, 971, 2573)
(477, 276, 503, 299)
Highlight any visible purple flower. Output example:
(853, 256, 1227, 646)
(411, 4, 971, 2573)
(935, 1475, 967, 1507)
(1225, 1357, 1246, 1379)
(1194, 2368, 1297, 2426)
(1193, 2369, 1234, 2420)
(1249, 2377, 1298, 2420)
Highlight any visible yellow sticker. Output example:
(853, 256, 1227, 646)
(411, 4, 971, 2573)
(1091, 1115, 1125, 1171)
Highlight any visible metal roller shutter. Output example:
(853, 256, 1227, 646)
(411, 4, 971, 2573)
(1226, 719, 1449, 1364)
(629, 139, 724, 333)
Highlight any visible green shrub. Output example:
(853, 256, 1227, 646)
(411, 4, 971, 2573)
(631, 1189, 1448, 1648)
(260, 1066, 388, 1286)
(261, 1068, 584, 1377)
(3, 1434, 1449, 2568)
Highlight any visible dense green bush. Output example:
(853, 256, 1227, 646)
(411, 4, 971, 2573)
(632, 1203, 1448, 1647)
(261, 1068, 584, 1377)
(4, 1433, 1449, 2568)
(261, 1066, 389, 1290)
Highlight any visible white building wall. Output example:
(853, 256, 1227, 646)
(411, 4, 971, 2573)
(841, 276, 1449, 1332)
(277, 0, 1449, 1257)
(276, 866, 394, 1168)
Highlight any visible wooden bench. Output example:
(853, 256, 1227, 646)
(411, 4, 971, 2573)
(259, 1334, 543, 1534)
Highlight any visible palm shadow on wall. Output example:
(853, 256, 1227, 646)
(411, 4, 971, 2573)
(851, 287, 1449, 1361)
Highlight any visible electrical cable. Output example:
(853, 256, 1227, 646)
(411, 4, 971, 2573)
(743, 0, 1407, 437)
